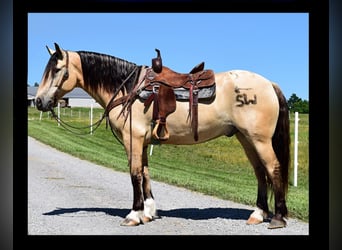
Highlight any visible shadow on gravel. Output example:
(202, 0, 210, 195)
(43, 207, 130, 218)
(43, 207, 253, 220)
(157, 207, 253, 220)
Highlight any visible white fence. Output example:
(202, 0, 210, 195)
(40, 107, 301, 186)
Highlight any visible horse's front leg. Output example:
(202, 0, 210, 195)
(141, 145, 157, 223)
(121, 139, 156, 226)
(120, 138, 144, 226)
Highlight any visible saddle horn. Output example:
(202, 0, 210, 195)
(152, 48, 162, 73)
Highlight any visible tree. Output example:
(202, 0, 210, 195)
(287, 93, 309, 114)
(287, 93, 301, 110)
(34, 82, 39, 87)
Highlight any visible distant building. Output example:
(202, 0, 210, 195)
(27, 87, 36, 107)
(27, 86, 102, 108)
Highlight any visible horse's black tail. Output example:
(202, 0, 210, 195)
(271, 83, 290, 198)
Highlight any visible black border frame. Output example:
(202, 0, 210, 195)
(14, 0, 328, 249)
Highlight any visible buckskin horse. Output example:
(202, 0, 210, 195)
(34, 43, 290, 229)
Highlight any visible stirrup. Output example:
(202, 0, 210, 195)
(152, 120, 170, 141)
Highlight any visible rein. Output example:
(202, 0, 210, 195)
(102, 65, 140, 145)
(50, 108, 106, 136)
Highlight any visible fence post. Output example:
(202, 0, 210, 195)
(57, 102, 60, 127)
(293, 112, 299, 187)
(150, 145, 154, 156)
(90, 103, 93, 135)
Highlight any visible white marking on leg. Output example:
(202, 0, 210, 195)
(250, 207, 267, 221)
(126, 210, 144, 223)
(144, 198, 156, 219)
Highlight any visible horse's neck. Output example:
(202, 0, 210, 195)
(93, 89, 114, 109)
(90, 66, 146, 110)
(77, 81, 114, 109)
(74, 51, 145, 110)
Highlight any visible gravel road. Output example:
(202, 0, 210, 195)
(28, 136, 309, 235)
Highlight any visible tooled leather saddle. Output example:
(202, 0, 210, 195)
(139, 49, 216, 141)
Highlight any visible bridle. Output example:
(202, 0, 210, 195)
(50, 50, 69, 89)
(61, 50, 69, 83)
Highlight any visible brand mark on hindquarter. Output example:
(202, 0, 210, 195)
(234, 86, 257, 107)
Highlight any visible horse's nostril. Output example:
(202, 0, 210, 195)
(47, 99, 54, 109)
(35, 97, 42, 109)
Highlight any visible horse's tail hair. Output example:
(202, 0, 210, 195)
(271, 83, 290, 197)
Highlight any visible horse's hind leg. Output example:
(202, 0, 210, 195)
(141, 145, 157, 223)
(235, 132, 270, 225)
(238, 132, 288, 229)
(253, 141, 288, 228)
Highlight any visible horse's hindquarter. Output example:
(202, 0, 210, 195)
(226, 70, 280, 139)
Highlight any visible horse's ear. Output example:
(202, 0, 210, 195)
(46, 45, 55, 56)
(54, 43, 63, 60)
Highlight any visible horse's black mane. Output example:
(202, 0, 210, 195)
(77, 51, 141, 94)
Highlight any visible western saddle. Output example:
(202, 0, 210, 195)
(141, 49, 216, 141)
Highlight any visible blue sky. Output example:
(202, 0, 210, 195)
(28, 13, 308, 100)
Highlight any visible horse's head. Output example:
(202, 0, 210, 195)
(35, 43, 77, 111)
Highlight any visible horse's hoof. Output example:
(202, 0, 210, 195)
(268, 217, 287, 229)
(246, 216, 263, 225)
(141, 216, 153, 224)
(246, 208, 267, 225)
(120, 218, 140, 226)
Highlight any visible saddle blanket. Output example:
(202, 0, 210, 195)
(138, 84, 216, 101)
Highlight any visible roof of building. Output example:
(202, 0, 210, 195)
(27, 86, 92, 99)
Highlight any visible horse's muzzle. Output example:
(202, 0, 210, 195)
(35, 96, 55, 112)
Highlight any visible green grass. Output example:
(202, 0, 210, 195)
(28, 107, 309, 222)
